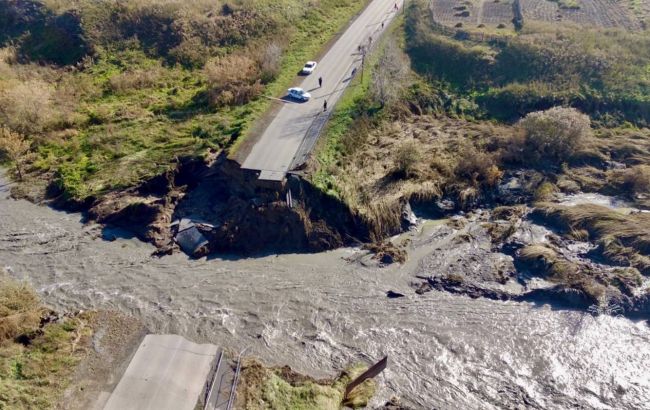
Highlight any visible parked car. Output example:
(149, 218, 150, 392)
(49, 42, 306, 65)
(301, 61, 317, 75)
(287, 87, 311, 101)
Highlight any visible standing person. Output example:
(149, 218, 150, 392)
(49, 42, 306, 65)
(323, 100, 328, 112)
(395, 3, 398, 11)
(318, 77, 323, 88)
(382, 21, 385, 29)
(369, 35, 373, 46)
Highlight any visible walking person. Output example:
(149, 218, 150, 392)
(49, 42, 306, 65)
(323, 100, 328, 112)
(382, 21, 385, 29)
(395, 3, 398, 11)
(318, 76, 323, 88)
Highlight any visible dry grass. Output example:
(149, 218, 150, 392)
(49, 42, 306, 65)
(0, 275, 94, 409)
(204, 53, 264, 107)
(235, 359, 376, 410)
(107, 66, 166, 94)
(516, 244, 609, 300)
(362, 241, 408, 264)
(0, 277, 43, 342)
(607, 165, 650, 196)
(533, 203, 650, 274)
(518, 244, 579, 279)
(313, 115, 511, 232)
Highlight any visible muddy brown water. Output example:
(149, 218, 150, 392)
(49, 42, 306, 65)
(1, 172, 649, 409)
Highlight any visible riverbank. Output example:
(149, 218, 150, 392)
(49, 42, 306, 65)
(1, 171, 649, 408)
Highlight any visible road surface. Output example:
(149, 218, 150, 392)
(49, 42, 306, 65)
(241, 0, 402, 181)
(102, 335, 221, 410)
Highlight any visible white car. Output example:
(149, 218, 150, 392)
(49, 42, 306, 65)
(288, 87, 311, 101)
(301, 61, 317, 75)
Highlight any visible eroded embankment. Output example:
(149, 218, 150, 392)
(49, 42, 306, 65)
(411, 200, 650, 319)
(3, 168, 650, 409)
(31, 153, 375, 257)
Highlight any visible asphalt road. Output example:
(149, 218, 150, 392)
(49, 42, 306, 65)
(102, 335, 220, 410)
(241, 0, 402, 181)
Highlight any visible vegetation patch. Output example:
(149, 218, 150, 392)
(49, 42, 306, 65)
(0, 275, 92, 409)
(236, 359, 376, 410)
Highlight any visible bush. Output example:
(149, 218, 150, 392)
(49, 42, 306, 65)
(19, 10, 92, 65)
(516, 107, 591, 165)
(608, 165, 650, 196)
(114, 2, 183, 57)
(394, 141, 421, 179)
(0, 80, 55, 134)
(204, 54, 263, 107)
(455, 146, 503, 187)
(167, 37, 209, 68)
(0, 276, 42, 342)
(108, 67, 164, 94)
(257, 42, 283, 84)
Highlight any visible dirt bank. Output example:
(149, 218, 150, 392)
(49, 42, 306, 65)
(15, 153, 374, 257)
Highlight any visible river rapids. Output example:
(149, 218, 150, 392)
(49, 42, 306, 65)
(0, 173, 649, 409)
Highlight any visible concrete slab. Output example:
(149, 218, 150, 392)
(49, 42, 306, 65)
(258, 169, 286, 182)
(103, 335, 219, 410)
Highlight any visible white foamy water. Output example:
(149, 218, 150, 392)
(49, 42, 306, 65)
(1, 173, 649, 409)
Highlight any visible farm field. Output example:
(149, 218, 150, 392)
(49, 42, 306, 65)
(521, 0, 643, 29)
(430, 0, 482, 27)
(480, 0, 515, 27)
(430, 0, 515, 30)
(430, 0, 647, 30)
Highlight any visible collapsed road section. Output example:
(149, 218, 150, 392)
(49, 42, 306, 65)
(101, 335, 232, 410)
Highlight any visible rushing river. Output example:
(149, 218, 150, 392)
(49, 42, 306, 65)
(1, 173, 649, 409)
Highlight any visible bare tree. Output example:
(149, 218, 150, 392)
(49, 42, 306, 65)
(370, 38, 409, 108)
(0, 127, 30, 180)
